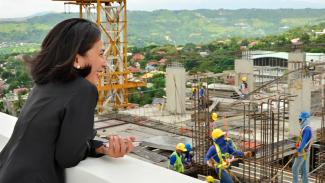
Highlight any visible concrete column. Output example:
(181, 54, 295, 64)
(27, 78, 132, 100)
(235, 59, 254, 93)
(166, 63, 186, 114)
(288, 51, 311, 135)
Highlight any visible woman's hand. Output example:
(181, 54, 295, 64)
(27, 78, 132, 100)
(96, 136, 135, 158)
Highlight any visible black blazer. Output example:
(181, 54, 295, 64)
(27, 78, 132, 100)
(0, 77, 103, 183)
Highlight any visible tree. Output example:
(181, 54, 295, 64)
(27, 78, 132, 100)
(315, 34, 325, 44)
(300, 33, 310, 44)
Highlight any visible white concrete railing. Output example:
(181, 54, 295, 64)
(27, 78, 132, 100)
(0, 112, 204, 183)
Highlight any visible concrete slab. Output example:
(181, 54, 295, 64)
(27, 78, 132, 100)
(121, 106, 191, 125)
(97, 123, 178, 142)
(132, 146, 168, 163)
(94, 120, 126, 129)
(142, 135, 192, 151)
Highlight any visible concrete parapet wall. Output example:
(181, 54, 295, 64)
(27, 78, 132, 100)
(0, 112, 204, 183)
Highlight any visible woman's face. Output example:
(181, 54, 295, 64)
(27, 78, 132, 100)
(75, 40, 107, 85)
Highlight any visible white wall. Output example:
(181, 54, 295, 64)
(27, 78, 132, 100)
(288, 52, 311, 135)
(166, 66, 186, 114)
(235, 59, 254, 93)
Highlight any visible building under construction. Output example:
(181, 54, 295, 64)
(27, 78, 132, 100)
(91, 50, 325, 183)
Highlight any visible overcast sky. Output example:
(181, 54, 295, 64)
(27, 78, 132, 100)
(0, 0, 325, 18)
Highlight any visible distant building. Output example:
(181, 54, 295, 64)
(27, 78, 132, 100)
(145, 60, 158, 71)
(134, 62, 141, 69)
(13, 88, 28, 95)
(279, 25, 290, 30)
(156, 50, 166, 55)
(132, 53, 145, 62)
(222, 70, 236, 85)
(3, 92, 28, 116)
(14, 54, 24, 61)
(145, 66, 156, 72)
(128, 67, 140, 73)
(147, 61, 158, 66)
(234, 22, 249, 29)
(249, 50, 325, 83)
(159, 58, 167, 65)
(315, 29, 325, 37)
(249, 41, 257, 47)
(199, 51, 209, 57)
(0, 80, 6, 97)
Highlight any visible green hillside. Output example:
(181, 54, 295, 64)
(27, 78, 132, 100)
(1, 9, 325, 47)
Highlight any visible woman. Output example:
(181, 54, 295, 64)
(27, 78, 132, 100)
(0, 18, 134, 183)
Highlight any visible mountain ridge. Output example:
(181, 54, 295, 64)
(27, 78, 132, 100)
(0, 9, 325, 47)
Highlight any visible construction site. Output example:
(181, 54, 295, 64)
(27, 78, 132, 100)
(48, 1, 325, 182)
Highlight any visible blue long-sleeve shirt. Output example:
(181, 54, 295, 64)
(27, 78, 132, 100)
(297, 126, 312, 153)
(205, 136, 244, 164)
(199, 88, 204, 97)
(170, 152, 185, 166)
(169, 154, 177, 166)
(184, 151, 193, 165)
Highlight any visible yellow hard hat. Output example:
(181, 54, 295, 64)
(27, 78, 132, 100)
(205, 175, 215, 183)
(211, 128, 225, 140)
(241, 76, 247, 82)
(211, 112, 218, 121)
(176, 143, 187, 152)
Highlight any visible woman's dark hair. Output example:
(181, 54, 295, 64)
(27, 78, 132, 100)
(27, 18, 101, 84)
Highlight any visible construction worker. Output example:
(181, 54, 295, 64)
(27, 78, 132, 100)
(211, 113, 238, 151)
(224, 132, 242, 167)
(192, 87, 197, 99)
(224, 133, 238, 151)
(205, 175, 215, 183)
(199, 85, 206, 108)
(211, 112, 218, 129)
(184, 143, 193, 167)
(292, 111, 313, 183)
(239, 76, 249, 98)
(169, 143, 187, 173)
(199, 85, 205, 98)
(211, 112, 218, 121)
(205, 128, 252, 183)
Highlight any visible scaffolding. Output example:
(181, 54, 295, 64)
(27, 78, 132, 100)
(312, 80, 325, 183)
(191, 76, 210, 175)
(53, 0, 145, 111)
(191, 49, 325, 182)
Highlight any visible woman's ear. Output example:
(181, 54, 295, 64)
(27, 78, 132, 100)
(73, 55, 80, 69)
(74, 54, 85, 69)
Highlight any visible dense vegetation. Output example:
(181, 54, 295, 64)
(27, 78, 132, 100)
(0, 10, 324, 110)
(129, 22, 325, 74)
(129, 74, 166, 106)
(1, 9, 325, 47)
(0, 53, 33, 92)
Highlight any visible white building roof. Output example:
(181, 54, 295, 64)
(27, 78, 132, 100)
(251, 51, 325, 63)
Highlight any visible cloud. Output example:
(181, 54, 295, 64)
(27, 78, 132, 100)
(127, 0, 325, 10)
(0, 0, 325, 18)
(0, 0, 66, 18)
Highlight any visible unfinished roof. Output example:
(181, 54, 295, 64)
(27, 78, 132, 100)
(251, 50, 325, 62)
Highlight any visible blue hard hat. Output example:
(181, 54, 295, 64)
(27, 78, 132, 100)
(185, 143, 192, 151)
(299, 111, 310, 121)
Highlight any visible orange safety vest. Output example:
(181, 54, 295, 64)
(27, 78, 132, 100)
(240, 83, 249, 94)
(211, 143, 230, 179)
(295, 126, 312, 160)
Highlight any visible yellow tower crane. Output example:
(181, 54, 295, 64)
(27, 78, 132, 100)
(53, 0, 145, 112)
